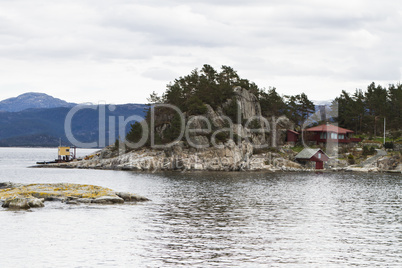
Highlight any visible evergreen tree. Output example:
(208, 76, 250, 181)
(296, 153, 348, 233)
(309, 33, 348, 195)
(259, 87, 286, 117)
(387, 83, 402, 130)
(284, 93, 315, 129)
(333, 82, 401, 135)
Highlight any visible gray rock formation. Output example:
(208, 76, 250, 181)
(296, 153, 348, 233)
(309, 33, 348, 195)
(92, 195, 125, 204)
(205, 104, 225, 128)
(49, 138, 305, 172)
(234, 86, 262, 120)
(2, 196, 30, 209)
(2, 195, 45, 209)
(116, 192, 151, 202)
(0, 183, 150, 210)
(181, 86, 293, 149)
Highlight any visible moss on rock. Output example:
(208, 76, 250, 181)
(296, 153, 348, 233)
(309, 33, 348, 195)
(0, 182, 149, 210)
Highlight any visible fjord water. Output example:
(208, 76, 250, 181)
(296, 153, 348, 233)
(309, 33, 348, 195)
(0, 148, 401, 267)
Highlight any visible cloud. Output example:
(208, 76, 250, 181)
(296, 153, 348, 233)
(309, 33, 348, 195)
(141, 67, 180, 81)
(0, 0, 401, 104)
(100, 4, 239, 48)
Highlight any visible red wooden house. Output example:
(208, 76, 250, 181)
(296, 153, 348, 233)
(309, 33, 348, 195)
(295, 148, 329, 169)
(304, 124, 361, 145)
(286, 130, 299, 145)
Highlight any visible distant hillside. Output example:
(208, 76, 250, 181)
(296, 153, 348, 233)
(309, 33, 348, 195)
(0, 104, 147, 147)
(313, 100, 333, 107)
(0, 92, 76, 112)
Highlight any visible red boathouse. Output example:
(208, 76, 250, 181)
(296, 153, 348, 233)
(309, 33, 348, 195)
(295, 148, 329, 170)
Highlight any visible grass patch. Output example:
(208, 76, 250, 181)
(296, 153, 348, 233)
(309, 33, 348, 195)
(291, 146, 304, 153)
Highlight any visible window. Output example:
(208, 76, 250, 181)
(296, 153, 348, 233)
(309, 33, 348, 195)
(331, 133, 337, 139)
(318, 153, 321, 159)
(338, 134, 345, 140)
(320, 132, 327, 139)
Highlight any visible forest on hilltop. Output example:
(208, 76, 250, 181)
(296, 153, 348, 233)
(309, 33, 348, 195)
(155, 64, 315, 126)
(127, 64, 316, 146)
(127, 64, 402, 147)
(333, 82, 401, 138)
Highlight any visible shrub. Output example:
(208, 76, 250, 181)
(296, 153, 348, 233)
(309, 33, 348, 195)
(223, 98, 241, 123)
(384, 142, 394, 150)
(126, 122, 145, 144)
(232, 133, 242, 145)
(112, 138, 119, 151)
(215, 131, 229, 143)
(247, 118, 261, 129)
(339, 146, 349, 154)
(187, 97, 208, 115)
(347, 154, 355, 165)
(362, 145, 370, 156)
(163, 114, 183, 143)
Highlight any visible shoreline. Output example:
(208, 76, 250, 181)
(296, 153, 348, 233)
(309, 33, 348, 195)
(32, 162, 402, 174)
(29, 143, 402, 174)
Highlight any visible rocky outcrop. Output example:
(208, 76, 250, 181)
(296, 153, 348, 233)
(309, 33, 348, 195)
(116, 192, 150, 202)
(0, 183, 149, 210)
(205, 104, 225, 128)
(2, 195, 45, 209)
(39, 139, 305, 172)
(92, 195, 124, 204)
(377, 154, 401, 171)
(342, 152, 402, 173)
(234, 86, 262, 120)
(183, 87, 293, 149)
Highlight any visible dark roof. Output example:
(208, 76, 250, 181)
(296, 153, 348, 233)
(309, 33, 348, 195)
(305, 124, 354, 134)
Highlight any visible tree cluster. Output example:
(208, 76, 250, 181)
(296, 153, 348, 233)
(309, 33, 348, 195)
(162, 64, 259, 112)
(127, 64, 317, 147)
(332, 82, 401, 136)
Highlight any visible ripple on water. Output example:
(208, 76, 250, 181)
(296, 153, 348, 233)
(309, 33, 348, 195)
(0, 148, 401, 267)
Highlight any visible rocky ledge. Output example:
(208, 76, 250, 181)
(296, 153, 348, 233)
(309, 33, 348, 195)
(36, 141, 305, 172)
(34, 140, 401, 173)
(0, 182, 150, 210)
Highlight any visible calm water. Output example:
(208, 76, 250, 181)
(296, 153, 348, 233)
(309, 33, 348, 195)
(0, 148, 401, 267)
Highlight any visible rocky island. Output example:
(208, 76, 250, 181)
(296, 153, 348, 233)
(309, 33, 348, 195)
(35, 65, 402, 173)
(0, 182, 149, 210)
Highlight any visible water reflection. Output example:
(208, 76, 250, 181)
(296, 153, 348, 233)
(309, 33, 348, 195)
(0, 148, 401, 267)
(138, 172, 402, 267)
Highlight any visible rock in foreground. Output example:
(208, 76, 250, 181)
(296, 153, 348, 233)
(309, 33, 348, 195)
(0, 182, 149, 210)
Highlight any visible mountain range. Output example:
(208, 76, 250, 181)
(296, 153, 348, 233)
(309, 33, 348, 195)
(0, 93, 147, 147)
(0, 92, 76, 112)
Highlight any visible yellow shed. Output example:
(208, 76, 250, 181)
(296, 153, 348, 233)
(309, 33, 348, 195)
(58, 147, 71, 156)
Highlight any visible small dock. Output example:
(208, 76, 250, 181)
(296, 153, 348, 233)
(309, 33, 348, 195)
(36, 146, 77, 165)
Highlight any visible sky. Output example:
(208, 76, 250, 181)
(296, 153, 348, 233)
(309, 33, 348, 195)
(0, 0, 401, 104)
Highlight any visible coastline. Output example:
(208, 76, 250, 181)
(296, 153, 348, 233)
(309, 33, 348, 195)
(29, 139, 402, 174)
(33, 152, 402, 174)
(33, 164, 402, 174)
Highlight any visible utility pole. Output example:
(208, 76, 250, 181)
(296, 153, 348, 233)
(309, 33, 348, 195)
(383, 117, 386, 144)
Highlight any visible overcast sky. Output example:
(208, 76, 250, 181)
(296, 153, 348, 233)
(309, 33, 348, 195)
(0, 0, 401, 104)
